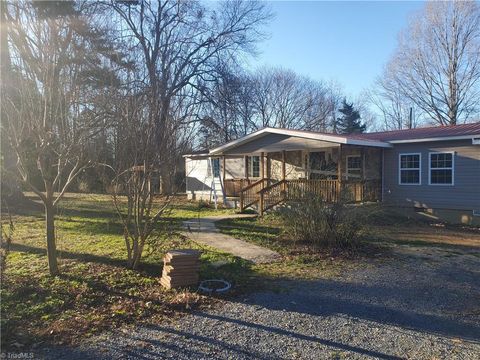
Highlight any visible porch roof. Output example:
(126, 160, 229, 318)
(209, 127, 392, 155)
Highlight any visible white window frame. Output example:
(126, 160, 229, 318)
(398, 153, 421, 185)
(248, 155, 260, 178)
(346, 155, 362, 180)
(428, 152, 455, 186)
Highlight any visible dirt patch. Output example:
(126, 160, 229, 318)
(374, 224, 480, 249)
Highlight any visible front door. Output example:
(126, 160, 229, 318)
(212, 158, 221, 178)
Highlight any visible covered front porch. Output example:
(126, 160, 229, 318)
(206, 129, 389, 214)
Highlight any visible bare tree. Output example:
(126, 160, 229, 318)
(251, 67, 345, 131)
(251, 67, 307, 129)
(385, 1, 480, 125)
(199, 64, 257, 147)
(109, 0, 271, 268)
(2, 1, 119, 275)
(366, 77, 421, 131)
(304, 80, 344, 132)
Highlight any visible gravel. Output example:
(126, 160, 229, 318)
(38, 246, 480, 359)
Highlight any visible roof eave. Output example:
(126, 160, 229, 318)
(182, 153, 209, 158)
(388, 135, 479, 144)
(209, 128, 270, 155)
(209, 127, 392, 154)
(345, 139, 392, 148)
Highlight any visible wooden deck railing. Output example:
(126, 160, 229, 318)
(239, 178, 382, 214)
(257, 179, 381, 215)
(341, 179, 382, 203)
(284, 179, 339, 203)
(223, 179, 253, 197)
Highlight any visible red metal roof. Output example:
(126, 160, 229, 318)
(199, 122, 480, 156)
(351, 122, 480, 142)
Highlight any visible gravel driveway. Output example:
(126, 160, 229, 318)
(39, 245, 480, 359)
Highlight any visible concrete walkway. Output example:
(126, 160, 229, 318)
(182, 214, 281, 264)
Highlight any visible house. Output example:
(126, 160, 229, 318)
(184, 123, 480, 225)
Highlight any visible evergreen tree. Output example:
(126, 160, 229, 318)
(335, 99, 366, 134)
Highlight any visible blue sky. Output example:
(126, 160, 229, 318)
(247, 1, 425, 98)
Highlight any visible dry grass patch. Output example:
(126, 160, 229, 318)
(371, 224, 480, 249)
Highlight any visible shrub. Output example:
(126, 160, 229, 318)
(279, 194, 366, 249)
(197, 200, 212, 209)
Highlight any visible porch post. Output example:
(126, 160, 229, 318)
(259, 192, 264, 216)
(266, 153, 270, 180)
(245, 156, 249, 180)
(361, 148, 365, 202)
(282, 150, 286, 191)
(222, 155, 226, 183)
(260, 152, 265, 188)
(337, 145, 342, 201)
(361, 148, 365, 181)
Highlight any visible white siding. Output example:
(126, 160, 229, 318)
(185, 158, 213, 193)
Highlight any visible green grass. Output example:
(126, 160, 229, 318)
(6, 193, 471, 349)
(0, 193, 243, 349)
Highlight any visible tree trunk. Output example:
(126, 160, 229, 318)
(131, 240, 144, 270)
(45, 201, 59, 275)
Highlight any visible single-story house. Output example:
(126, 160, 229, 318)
(184, 123, 480, 225)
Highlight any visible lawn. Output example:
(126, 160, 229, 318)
(216, 205, 480, 272)
(4, 194, 478, 351)
(0, 193, 253, 349)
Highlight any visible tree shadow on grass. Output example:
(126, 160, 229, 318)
(8, 242, 162, 275)
(55, 217, 124, 236)
(216, 220, 281, 236)
(56, 208, 119, 221)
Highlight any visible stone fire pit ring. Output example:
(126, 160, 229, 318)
(198, 279, 231, 294)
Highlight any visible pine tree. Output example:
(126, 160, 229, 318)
(335, 99, 366, 134)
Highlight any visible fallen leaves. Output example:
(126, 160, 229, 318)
(2, 261, 211, 350)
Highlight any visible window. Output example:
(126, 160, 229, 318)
(212, 158, 220, 178)
(429, 152, 454, 185)
(399, 153, 421, 185)
(346, 155, 362, 179)
(248, 156, 260, 178)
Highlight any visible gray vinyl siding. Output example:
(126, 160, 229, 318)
(383, 140, 480, 211)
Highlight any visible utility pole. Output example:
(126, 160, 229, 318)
(408, 107, 413, 129)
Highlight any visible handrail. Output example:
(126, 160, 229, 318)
(258, 180, 286, 215)
(241, 178, 265, 192)
(259, 179, 286, 195)
(239, 178, 268, 211)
